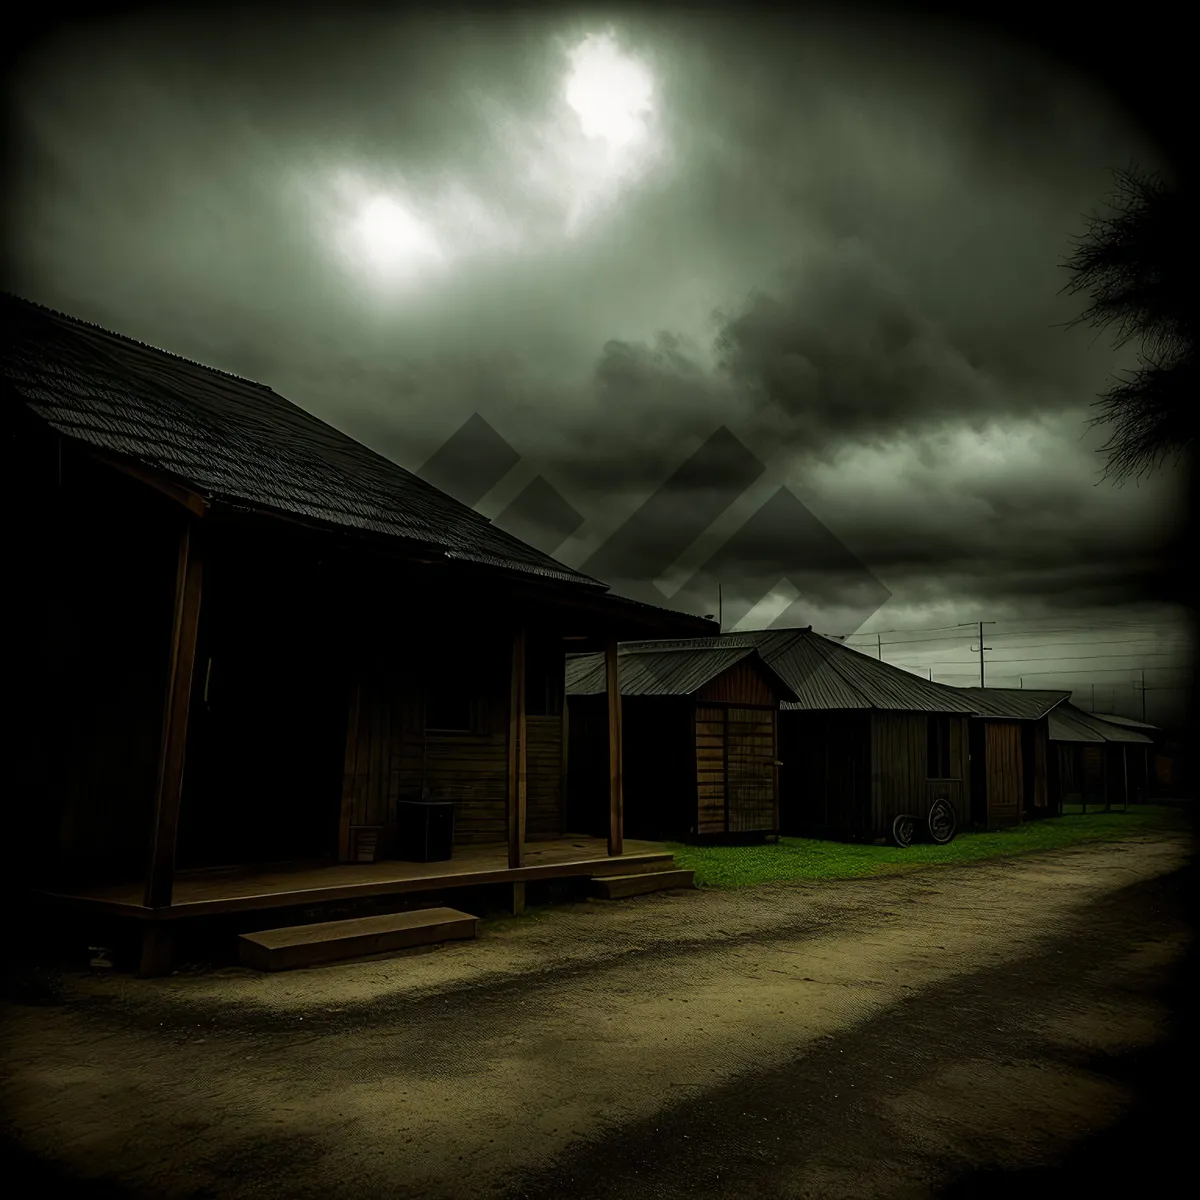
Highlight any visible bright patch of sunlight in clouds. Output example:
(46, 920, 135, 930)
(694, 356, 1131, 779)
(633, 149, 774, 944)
(302, 29, 669, 292)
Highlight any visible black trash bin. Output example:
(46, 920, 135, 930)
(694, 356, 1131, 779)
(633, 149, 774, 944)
(395, 799, 455, 862)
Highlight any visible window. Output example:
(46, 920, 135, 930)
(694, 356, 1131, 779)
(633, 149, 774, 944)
(927, 716, 953, 778)
(425, 690, 474, 733)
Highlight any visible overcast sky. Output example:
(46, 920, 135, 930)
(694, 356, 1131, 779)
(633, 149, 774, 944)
(5, 7, 1190, 722)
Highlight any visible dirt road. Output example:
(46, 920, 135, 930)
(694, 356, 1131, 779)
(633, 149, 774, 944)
(1, 834, 1193, 1198)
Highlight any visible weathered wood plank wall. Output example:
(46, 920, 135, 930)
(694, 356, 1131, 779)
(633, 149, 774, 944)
(340, 637, 567, 856)
(694, 660, 775, 706)
(694, 705, 726, 834)
(725, 706, 777, 833)
(984, 721, 1024, 827)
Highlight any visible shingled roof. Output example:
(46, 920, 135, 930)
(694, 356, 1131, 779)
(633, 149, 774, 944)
(2, 292, 604, 590)
(953, 687, 1071, 721)
(566, 628, 980, 713)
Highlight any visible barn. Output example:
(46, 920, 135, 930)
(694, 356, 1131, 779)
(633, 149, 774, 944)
(4, 292, 715, 973)
(956, 688, 1071, 828)
(565, 642, 797, 841)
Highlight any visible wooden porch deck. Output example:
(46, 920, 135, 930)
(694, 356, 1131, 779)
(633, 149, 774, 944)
(38, 837, 674, 921)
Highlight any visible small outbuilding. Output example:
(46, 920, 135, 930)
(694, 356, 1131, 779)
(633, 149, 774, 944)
(565, 642, 798, 842)
(956, 688, 1071, 828)
(1048, 704, 1155, 810)
(569, 629, 982, 844)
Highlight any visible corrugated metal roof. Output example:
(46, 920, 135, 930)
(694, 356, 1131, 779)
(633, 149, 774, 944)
(1087, 712, 1161, 732)
(565, 645, 765, 696)
(954, 687, 1071, 720)
(1048, 703, 1154, 745)
(3, 292, 603, 589)
(1047, 704, 1108, 744)
(567, 628, 979, 713)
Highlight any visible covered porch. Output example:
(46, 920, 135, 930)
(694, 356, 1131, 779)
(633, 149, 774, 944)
(16, 437, 714, 975)
(40, 836, 674, 921)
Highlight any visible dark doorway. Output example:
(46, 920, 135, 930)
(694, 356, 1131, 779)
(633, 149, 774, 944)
(176, 544, 348, 870)
(968, 721, 988, 827)
(566, 696, 610, 838)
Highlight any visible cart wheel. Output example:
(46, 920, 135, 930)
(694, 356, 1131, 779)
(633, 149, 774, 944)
(926, 797, 957, 845)
(890, 814, 917, 848)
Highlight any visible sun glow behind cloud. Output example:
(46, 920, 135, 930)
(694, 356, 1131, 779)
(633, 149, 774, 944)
(564, 31, 654, 150)
(302, 28, 668, 294)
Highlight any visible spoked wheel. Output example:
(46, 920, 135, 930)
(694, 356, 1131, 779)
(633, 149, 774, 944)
(926, 797, 958, 845)
(890, 814, 918, 848)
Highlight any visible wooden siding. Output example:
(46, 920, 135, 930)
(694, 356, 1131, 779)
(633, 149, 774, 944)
(342, 645, 568, 856)
(984, 721, 1024, 828)
(526, 715, 564, 838)
(1031, 724, 1049, 811)
(695, 705, 727, 834)
(694, 658, 778, 706)
(725, 706, 778, 834)
(871, 714, 968, 838)
(691, 704, 778, 836)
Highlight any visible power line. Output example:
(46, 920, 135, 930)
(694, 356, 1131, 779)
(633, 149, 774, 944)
(977, 665, 1189, 678)
(842, 628, 1187, 650)
(914, 651, 1183, 666)
(966, 636, 1184, 653)
(842, 618, 1187, 644)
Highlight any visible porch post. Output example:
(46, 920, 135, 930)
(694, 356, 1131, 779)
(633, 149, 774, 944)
(605, 634, 624, 857)
(142, 521, 203, 973)
(508, 625, 527, 870)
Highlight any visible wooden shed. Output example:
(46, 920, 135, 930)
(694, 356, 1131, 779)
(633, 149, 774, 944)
(1048, 703, 1155, 810)
(5, 292, 716, 973)
(739, 630, 980, 842)
(956, 688, 1071, 828)
(565, 643, 797, 842)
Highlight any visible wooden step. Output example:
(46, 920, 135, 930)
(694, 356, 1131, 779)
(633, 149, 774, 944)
(587, 869, 695, 900)
(584, 853, 676, 878)
(238, 906, 478, 972)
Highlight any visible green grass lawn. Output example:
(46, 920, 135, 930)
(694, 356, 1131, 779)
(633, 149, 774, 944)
(666, 805, 1190, 889)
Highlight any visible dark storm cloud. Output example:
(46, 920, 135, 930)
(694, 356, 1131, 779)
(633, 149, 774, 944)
(3, 6, 1182, 639)
(711, 241, 988, 447)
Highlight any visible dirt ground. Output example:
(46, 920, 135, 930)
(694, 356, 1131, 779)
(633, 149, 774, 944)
(1, 833, 1194, 1199)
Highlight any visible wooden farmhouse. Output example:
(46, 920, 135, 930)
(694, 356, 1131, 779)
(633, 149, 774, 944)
(565, 641, 798, 842)
(4, 293, 717, 973)
(955, 688, 1070, 828)
(1047, 703, 1155, 810)
(569, 629, 981, 844)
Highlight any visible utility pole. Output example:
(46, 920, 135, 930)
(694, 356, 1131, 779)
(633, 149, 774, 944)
(718, 584, 723, 633)
(876, 633, 882, 660)
(959, 621, 995, 687)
